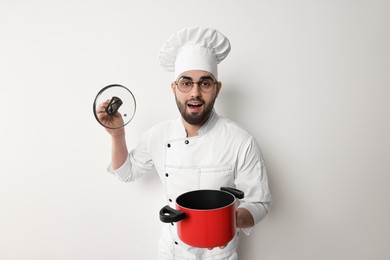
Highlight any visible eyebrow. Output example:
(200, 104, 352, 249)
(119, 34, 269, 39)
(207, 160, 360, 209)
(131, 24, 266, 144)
(199, 76, 215, 81)
(179, 76, 216, 81)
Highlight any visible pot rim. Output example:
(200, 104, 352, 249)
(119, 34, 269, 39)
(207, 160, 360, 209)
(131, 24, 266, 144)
(175, 189, 237, 211)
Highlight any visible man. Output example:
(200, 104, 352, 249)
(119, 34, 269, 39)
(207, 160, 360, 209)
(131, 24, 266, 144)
(98, 26, 272, 260)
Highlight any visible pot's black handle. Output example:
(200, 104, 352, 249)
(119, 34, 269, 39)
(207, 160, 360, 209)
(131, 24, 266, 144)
(159, 205, 186, 223)
(221, 187, 245, 199)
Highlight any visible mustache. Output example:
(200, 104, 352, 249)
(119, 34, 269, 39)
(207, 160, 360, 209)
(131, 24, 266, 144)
(186, 98, 205, 104)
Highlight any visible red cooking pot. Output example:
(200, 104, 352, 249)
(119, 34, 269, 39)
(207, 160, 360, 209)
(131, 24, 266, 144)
(159, 187, 244, 248)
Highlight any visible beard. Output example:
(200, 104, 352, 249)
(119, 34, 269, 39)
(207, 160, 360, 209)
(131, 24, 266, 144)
(175, 97, 216, 126)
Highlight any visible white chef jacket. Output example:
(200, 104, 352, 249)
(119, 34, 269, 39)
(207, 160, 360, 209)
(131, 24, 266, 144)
(108, 110, 272, 259)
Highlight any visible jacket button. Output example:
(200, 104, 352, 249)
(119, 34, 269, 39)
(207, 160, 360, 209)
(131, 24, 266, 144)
(167, 143, 171, 148)
(165, 173, 169, 177)
(185, 140, 189, 144)
(174, 241, 178, 245)
(169, 199, 172, 202)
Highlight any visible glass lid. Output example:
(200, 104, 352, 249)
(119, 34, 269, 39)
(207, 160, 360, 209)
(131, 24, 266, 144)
(93, 84, 136, 129)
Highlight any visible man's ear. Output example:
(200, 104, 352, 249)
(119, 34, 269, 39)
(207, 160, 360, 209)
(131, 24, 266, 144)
(216, 82, 222, 97)
(171, 82, 176, 93)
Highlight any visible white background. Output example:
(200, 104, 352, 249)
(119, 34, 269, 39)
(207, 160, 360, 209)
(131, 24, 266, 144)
(0, 0, 389, 259)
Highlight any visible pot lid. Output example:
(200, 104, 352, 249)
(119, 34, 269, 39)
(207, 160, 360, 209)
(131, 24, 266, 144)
(93, 84, 136, 129)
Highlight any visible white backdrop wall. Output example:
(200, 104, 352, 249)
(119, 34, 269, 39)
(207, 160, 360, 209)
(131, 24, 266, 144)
(1, 1, 389, 259)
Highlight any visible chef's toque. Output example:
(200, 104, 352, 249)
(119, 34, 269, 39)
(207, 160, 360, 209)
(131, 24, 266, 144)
(159, 26, 231, 80)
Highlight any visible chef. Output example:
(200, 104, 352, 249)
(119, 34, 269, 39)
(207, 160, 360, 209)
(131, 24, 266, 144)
(98, 26, 272, 260)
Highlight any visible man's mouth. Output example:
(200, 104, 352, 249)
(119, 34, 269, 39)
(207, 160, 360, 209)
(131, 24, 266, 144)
(187, 103, 203, 108)
(186, 100, 204, 111)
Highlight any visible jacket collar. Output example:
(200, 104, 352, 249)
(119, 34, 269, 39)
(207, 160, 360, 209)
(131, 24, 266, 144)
(177, 109, 219, 137)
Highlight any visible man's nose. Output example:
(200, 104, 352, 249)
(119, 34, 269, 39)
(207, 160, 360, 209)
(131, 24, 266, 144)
(190, 83, 202, 97)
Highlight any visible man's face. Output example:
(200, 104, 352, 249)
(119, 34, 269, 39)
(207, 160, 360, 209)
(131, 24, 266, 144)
(171, 70, 221, 126)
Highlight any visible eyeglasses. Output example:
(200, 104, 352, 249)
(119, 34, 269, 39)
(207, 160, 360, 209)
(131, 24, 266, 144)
(175, 76, 218, 93)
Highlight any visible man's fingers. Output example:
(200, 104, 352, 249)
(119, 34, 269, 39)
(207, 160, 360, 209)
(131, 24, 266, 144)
(207, 244, 227, 250)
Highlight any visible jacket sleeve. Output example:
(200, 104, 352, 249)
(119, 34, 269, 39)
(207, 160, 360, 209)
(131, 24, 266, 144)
(107, 130, 156, 182)
(235, 136, 272, 234)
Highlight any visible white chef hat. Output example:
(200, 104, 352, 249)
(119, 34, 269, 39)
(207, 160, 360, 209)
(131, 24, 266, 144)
(159, 26, 231, 80)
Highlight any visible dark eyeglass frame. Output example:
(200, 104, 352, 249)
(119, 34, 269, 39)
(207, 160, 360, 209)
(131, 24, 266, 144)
(174, 76, 218, 93)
